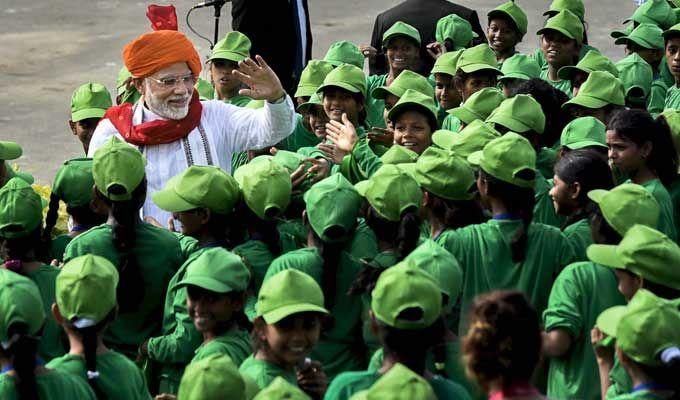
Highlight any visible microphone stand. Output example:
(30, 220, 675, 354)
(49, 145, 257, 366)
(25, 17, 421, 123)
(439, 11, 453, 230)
(211, 0, 227, 50)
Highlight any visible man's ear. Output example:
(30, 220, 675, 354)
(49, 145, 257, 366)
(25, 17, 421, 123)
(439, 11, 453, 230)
(133, 78, 145, 96)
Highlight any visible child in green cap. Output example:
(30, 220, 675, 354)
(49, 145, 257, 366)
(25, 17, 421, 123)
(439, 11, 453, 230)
(0, 269, 97, 400)
(606, 109, 678, 241)
(349, 363, 437, 400)
(498, 54, 541, 97)
(69, 83, 112, 154)
(326, 41, 365, 69)
(326, 262, 471, 400)
(557, 50, 619, 97)
(487, 1, 528, 64)
(431, 51, 463, 131)
(536, 9, 584, 96)
(615, 23, 664, 78)
(662, 23, 680, 110)
(454, 44, 503, 103)
(430, 14, 475, 56)
(0, 178, 65, 361)
(207, 31, 252, 106)
(253, 376, 310, 400)
(558, 116, 609, 159)
(562, 71, 626, 123)
(446, 87, 504, 132)
(177, 354, 251, 400)
(64, 137, 184, 359)
(47, 254, 150, 399)
(240, 269, 329, 397)
(0, 141, 34, 189)
(616, 54, 654, 110)
(462, 290, 543, 400)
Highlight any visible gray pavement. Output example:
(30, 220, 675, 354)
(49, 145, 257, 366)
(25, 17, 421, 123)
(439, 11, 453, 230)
(0, 0, 637, 183)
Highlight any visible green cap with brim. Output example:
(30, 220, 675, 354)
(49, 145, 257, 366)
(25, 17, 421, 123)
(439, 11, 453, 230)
(387, 89, 438, 129)
(52, 158, 94, 208)
(380, 145, 419, 165)
(563, 71, 625, 109)
(456, 44, 502, 74)
(435, 14, 476, 50)
(467, 132, 536, 189)
(432, 120, 501, 159)
(488, 1, 528, 36)
(234, 158, 291, 220)
(544, 0, 585, 21)
(303, 174, 361, 242)
(498, 54, 541, 82)
(255, 269, 329, 324)
(253, 377, 310, 400)
(560, 116, 607, 149)
(4, 163, 34, 186)
(616, 53, 654, 105)
(57, 255, 119, 328)
(153, 165, 240, 215)
(0, 270, 45, 344)
(316, 64, 367, 97)
(486, 94, 545, 134)
(174, 247, 250, 293)
(70, 83, 112, 122)
(0, 178, 43, 239)
(557, 50, 619, 81)
(92, 137, 146, 202)
(372, 70, 434, 100)
(294, 60, 335, 98)
(208, 31, 251, 63)
(615, 23, 664, 50)
(355, 164, 422, 222)
(537, 9, 584, 45)
(413, 147, 475, 200)
(0, 141, 22, 161)
(297, 93, 323, 114)
(588, 183, 660, 236)
(448, 87, 504, 125)
(403, 240, 463, 303)
(323, 41, 364, 69)
(611, 23, 634, 39)
(625, 0, 676, 30)
(349, 364, 437, 400)
(382, 21, 421, 47)
(662, 22, 680, 40)
(430, 50, 463, 77)
(178, 354, 246, 400)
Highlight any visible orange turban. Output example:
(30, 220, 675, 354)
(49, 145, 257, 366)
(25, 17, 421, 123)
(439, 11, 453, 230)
(122, 30, 201, 78)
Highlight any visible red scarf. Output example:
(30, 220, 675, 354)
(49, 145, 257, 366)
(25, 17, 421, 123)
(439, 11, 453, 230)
(103, 92, 202, 146)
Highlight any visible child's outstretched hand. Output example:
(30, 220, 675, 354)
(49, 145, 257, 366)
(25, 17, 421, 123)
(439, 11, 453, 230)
(297, 360, 328, 399)
(326, 113, 359, 154)
(591, 327, 614, 367)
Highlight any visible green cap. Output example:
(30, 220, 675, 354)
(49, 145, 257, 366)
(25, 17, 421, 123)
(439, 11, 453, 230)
(403, 240, 463, 302)
(253, 377, 310, 400)
(488, 1, 528, 36)
(208, 31, 251, 63)
(498, 54, 541, 82)
(372, 70, 434, 100)
(272, 150, 307, 173)
(662, 109, 680, 158)
(350, 364, 437, 400)
(387, 89, 438, 128)
(153, 165, 240, 215)
(616, 53, 654, 105)
(663, 22, 680, 40)
(614, 23, 664, 50)
(303, 174, 361, 243)
(323, 41, 364, 69)
(588, 183, 660, 236)
(587, 224, 680, 290)
(598, 290, 680, 367)
(297, 93, 323, 114)
(560, 116, 607, 149)
(557, 50, 619, 81)
(57, 255, 119, 327)
(380, 145, 419, 165)
(175, 247, 250, 293)
(256, 269, 329, 324)
(70, 83, 112, 122)
(611, 23, 635, 39)
(537, 9, 584, 45)
(468, 132, 536, 189)
(178, 354, 246, 400)
(92, 136, 145, 202)
(432, 120, 501, 159)
(563, 71, 625, 109)
(486, 94, 545, 134)
(626, 0, 675, 30)
(544, 0, 585, 21)
(317, 64, 367, 97)
(52, 158, 94, 208)
(448, 87, 504, 125)
(0, 178, 43, 239)
(234, 158, 291, 220)
(430, 50, 463, 77)
(355, 164, 422, 222)
(0, 141, 22, 161)
(456, 44, 502, 74)
(382, 21, 421, 47)
(0, 270, 45, 344)
(294, 60, 335, 98)
(371, 261, 442, 330)
(435, 14, 476, 50)
(412, 147, 475, 200)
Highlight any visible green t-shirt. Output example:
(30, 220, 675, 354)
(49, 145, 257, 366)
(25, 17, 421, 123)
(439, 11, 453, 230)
(436, 104, 449, 127)
(664, 84, 680, 111)
(64, 223, 184, 357)
(639, 178, 677, 242)
(540, 67, 572, 97)
(26, 264, 65, 361)
(239, 355, 297, 390)
(46, 350, 151, 400)
(535, 175, 565, 228)
(437, 219, 575, 334)
(48, 234, 72, 263)
(228, 95, 253, 107)
(0, 369, 97, 400)
(543, 262, 625, 400)
(233, 239, 275, 293)
(263, 247, 324, 283)
(667, 177, 680, 244)
(441, 114, 462, 132)
(607, 356, 633, 400)
(324, 369, 471, 400)
(281, 113, 322, 153)
(563, 218, 592, 262)
(647, 79, 669, 117)
(365, 74, 388, 130)
(277, 218, 307, 254)
(536, 147, 557, 180)
(191, 329, 252, 366)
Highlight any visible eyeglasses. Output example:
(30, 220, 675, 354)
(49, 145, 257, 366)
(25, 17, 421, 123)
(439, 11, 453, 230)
(147, 73, 197, 88)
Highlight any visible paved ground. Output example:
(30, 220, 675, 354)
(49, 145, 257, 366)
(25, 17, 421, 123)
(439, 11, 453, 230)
(0, 0, 637, 183)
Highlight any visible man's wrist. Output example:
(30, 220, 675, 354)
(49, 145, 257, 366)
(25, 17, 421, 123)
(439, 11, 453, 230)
(267, 91, 287, 104)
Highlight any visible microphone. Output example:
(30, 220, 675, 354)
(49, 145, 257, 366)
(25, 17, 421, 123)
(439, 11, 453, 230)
(193, 0, 228, 8)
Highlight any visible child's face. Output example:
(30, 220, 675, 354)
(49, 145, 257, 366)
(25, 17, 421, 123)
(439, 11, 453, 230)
(458, 72, 496, 102)
(541, 31, 580, 69)
(322, 88, 362, 125)
(625, 43, 662, 68)
(569, 105, 607, 124)
(665, 38, 680, 80)
(69, 117, 100, 154)
(187, 285, 241, 333)
(499, 78, 521, 97)
(614, 270, 642, 302)
(606, 129, 648, 177)
(434, 73, 460, 110)
(172, 209, 208, 237)
(261, 313, 322, 367)
(210, 59, 241, 98)
(487, 18, 519, 55)
(385, 37, 420, 73)
(308, 105, 330, 140)
(393, 110, 432, 155)
(549, 174, 579, 216)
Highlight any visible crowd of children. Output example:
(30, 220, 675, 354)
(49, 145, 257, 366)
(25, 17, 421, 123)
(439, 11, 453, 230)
(3, 0, 680, 398)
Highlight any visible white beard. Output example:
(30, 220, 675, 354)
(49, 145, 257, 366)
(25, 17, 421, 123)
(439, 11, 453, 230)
(144, 83, 191, 120)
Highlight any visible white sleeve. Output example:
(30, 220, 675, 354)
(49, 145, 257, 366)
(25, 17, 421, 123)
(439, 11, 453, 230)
(86, 118, 124, 157)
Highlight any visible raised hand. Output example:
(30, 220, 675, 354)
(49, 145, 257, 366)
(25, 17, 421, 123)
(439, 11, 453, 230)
(367, 127, 394, 146)
(326, 113, 359, 153)
(232, 55, 286, 101)
(426, 41, 447, 60)
(359, 45, 378, 59)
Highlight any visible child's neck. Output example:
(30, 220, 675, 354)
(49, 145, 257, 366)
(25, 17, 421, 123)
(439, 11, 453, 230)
(496, 48, 515, 63)
(194, 229, 220, 247)
(202, 321, 238, 342)
(217, 88, 241, 102)
(429, 215, 446, 239)
(255, 348, 296, 371)
(67, 334, 109, 356)
(386, 68, 405, 86)
(631, 166, 657, 185)
(547, 62, 568, 81)
(489, 198, 512, 217)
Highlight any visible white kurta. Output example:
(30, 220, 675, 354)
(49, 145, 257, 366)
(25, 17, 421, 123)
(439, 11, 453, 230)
(88, 97, 296, 224)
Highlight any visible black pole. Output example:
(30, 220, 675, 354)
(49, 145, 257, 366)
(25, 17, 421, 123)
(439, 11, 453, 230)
(212, 2, 223, 50)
